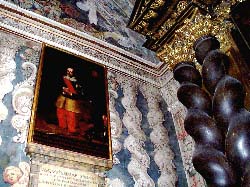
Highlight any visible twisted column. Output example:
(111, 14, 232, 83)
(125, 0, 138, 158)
(174, 34, 250, 186)
(199, 37, 250, 186)
(140, 85, 177, 186)
(173, 59, 237, 186)
(107, 72, 123, 165)
(120, 80, 154, 187)
(161, 78, 206, 187)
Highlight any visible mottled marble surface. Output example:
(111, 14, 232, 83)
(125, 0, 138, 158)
(106, 81, 187, 186)
(0, 30, 41, 187)
(5, 0, 160, 64)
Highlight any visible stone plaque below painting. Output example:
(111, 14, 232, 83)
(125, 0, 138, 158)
(38, 164, 105, 187)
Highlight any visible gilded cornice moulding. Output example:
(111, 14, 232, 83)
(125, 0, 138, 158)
(128, 0, 181, 37)
(157, 0, 246, 70)
(128, 0, 246, 70)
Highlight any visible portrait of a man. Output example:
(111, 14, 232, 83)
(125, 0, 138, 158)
(56, 67, 83, 134)
(30, 46, 110, 158)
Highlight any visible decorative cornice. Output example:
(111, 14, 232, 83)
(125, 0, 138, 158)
(152, 1, 189, 39)
(128, 0, 246, 70)
(127, 0, 173, 36)
(143, 1, 192, 51)
(0, 1, 174, 88)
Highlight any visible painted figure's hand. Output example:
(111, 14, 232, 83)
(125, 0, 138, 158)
(62, 87, 72, 96)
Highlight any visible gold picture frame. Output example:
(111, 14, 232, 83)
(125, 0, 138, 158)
(28, 44, 112, 161)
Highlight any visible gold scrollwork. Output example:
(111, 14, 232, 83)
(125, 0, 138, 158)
(150, 0, 165, 9)
(156, 0, 238, 70)
(143, 10, 158, 20)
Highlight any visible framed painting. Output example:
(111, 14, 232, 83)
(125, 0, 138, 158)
(28, 44, 111, 160)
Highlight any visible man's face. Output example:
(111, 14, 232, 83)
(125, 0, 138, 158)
(67, 68, 74, 77)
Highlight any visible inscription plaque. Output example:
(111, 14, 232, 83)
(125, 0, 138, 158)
(38, 164, 105, 187)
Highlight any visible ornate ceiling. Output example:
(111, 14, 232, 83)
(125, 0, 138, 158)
(127, 0, 246, 69)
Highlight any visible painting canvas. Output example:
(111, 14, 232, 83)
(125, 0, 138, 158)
(29, 45, 111, 159)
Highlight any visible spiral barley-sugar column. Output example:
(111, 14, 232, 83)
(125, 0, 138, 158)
(194, 35, 250, 186)
(173, 59, 236, 186)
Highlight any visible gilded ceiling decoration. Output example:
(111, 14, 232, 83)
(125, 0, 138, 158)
(128, 0, 246, 70)
(157, 3, 233, 70)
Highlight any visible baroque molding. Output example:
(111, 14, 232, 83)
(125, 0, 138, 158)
(0, 31, 21, 123)
(12, 56, 40, 143)
(157, 0, 243, 70)
(0, 30, 40, 144)
(0, 1, 173, 88)
(27, 142, 112, 172)
(128, 0, 245, 70)
(0, 1, 214, 186)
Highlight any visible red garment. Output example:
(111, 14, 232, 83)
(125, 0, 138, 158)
(57, 108, 78, 133)
(63, 77, 77, 94)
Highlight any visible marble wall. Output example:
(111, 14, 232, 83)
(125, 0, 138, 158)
(106, 73, 187, 187)
(0, 30, 187, 187)
(0, 30, 41, 187)
(161, 78, 206, 187)
(5, 0, 160, 64)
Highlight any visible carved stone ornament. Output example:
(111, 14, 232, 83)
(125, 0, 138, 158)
(140, 85, 177, 186)
(0, 32, 21, 122)
(117, 77, 154, 186)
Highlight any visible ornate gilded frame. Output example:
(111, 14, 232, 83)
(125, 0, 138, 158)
(27, 43, 113, 170)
